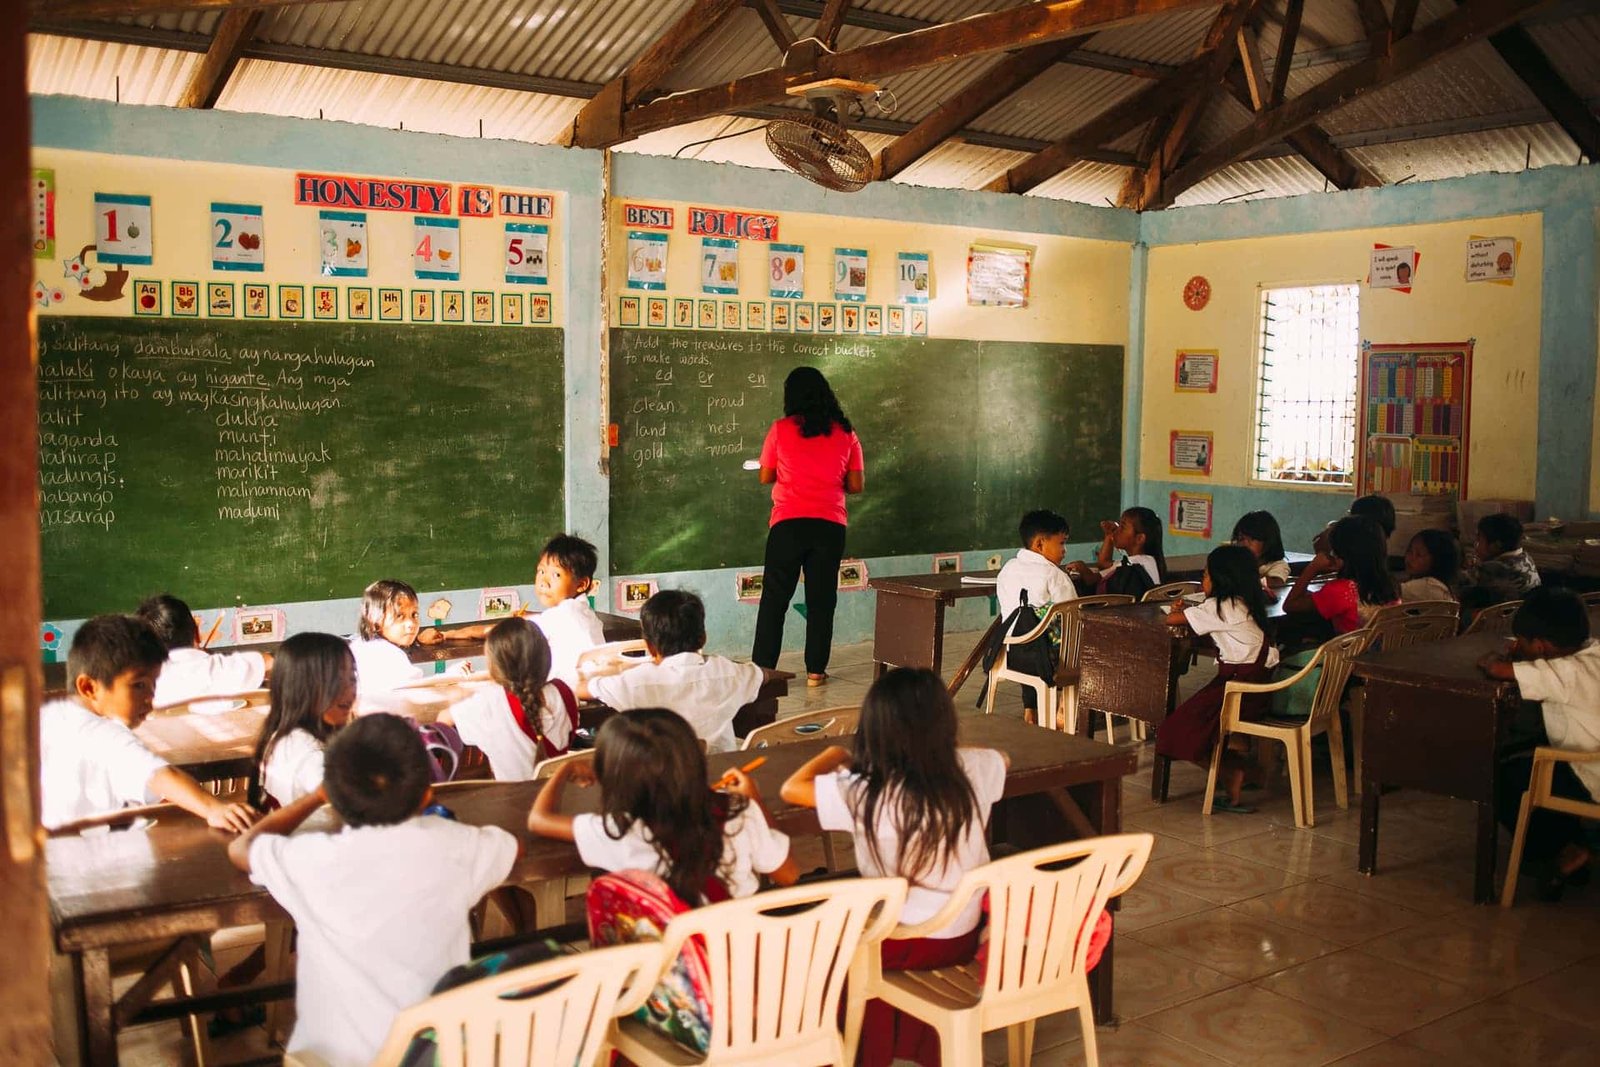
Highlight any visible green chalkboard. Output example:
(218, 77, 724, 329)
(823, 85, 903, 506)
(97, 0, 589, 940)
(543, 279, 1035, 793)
(609, 329, 1122, 574)
(37, 316, 564, 619)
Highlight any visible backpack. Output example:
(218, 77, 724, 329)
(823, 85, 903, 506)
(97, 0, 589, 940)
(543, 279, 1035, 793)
(979, 591, 1056, 706)
(1100, 558, 1156, 600)
(505, 679, 581, 759)
(411, 720, 466, 783)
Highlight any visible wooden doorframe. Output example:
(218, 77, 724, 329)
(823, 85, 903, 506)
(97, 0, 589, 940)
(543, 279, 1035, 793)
(0, 17, 52, 1062)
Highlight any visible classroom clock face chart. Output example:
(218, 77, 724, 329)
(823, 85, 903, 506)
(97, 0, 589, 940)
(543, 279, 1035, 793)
(1183, 275, 1211, 311)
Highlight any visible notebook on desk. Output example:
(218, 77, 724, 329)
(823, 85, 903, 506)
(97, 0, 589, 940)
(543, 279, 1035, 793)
(960, 575, 999, 586)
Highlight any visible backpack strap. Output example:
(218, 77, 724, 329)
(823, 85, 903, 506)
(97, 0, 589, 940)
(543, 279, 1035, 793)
(549, 679, 580, 732)
(504, 688, 549, 756)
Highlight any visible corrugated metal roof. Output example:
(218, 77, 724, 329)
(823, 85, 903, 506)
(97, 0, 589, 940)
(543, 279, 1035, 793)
(1526, 11, 1600, 101)
(1171, 152, 1327, 207)
(863, 0, 1028, 20)
(1085, 3, 1220, 65)
(1317, 42, 1541, 135)
(1346, 122, 1582, 182)
(971, 64, 1145, 142)
(894, 140, 1030, 189)
(1027, 160, 1136, 206)
(28, 32, 198, 107)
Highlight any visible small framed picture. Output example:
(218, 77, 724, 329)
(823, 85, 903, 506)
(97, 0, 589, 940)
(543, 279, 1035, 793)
(234, 608, 285, 645)
(841, 304, 860, 333)
(478, 587, 522, 619)
(618, 295, 641, 326)
(133, 279, 162, 316)
(910, 307, 928, 336)
(932, 553, 961, 575)
(379, 288, 404, 321)
(500, 292, 524, 325)
(348, 287, 373, 320)
(698, 299, 717, 328)
(746, 301, 766, 330)
(243, 283, 269, 318)
(837, 559, 868, 590)
(441, 290, 465, 322)
(472, 291, 495, 323)
(529, 292, 552, 324)
(278, 284, 305, 319)
(771, 301, 791, 331)
(887, 306, 905, 334)
(617, 578, 657, 613)
(647, 296, 668, 328)
(171, 280, 200, 317)
(736, 572, 764, 603)
(411, 289, 435, 322)
(312, 285, 339, 320)
(721, 300, 741, 330)
(794, 302, 814, 332)
(207, 281, 235, 317)
(864, 305, 883, 334)
(817, 303, 837, 332)
(674, 297, 694, 328)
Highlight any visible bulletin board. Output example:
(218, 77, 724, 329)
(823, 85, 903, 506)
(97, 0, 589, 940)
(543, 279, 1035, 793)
(1356, 340, 1472, 501)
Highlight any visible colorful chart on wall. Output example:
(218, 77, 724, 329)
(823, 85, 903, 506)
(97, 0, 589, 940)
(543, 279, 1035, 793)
(1357, 340, 1472, 501)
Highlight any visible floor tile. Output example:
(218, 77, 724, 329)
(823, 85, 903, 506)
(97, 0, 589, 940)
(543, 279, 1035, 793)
(1134, 849, 1308, 906)
(1256, 947, 1486, 1035)
(1327, 1038, 1451, 1066)
(1126, 804, 1284, 851)
(1140, 984, 1387, 1066)
(1402, 997, 1600, 1066)
(1358, 910, 1593, 996)
(1131, 908, 1341, 981)
(1113, 880, 1219, 934)
(1022, 1020, 1233, 1066)
(1215, 826, 1363, 878)
(1108, 938, 1240, 1021)
(1317, 856, 1479, 916)
(1498, 955, 1600, 1031)
(1227, 881, 1428, 945)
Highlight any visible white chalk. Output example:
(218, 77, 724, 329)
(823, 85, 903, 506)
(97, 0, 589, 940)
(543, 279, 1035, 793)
(742, 460, 760, 470)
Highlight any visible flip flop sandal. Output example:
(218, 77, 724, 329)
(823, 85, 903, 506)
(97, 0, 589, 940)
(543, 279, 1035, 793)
(1211, 799, 1257, 815)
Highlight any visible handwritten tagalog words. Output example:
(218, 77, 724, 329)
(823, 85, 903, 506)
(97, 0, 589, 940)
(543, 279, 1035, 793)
(36, 321, 372, 531)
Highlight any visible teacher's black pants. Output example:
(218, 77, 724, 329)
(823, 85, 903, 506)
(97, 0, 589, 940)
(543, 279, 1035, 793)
(752, 518, 847, 675)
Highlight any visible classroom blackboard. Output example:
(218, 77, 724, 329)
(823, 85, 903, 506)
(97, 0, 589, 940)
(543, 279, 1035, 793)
(609, 329, 1122, 574)
(37, 316, 564, 619)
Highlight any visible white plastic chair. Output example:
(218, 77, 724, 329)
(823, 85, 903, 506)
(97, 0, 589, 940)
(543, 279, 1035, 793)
(846, 835, 1154, 1067)
(1141, 581, 1201, 605)
(1465, 599, 1522, 635)
(285, 941, 662, 1067)
(1501, 747, 1600, 907)
(984, 595, 1132, 733)
(606, 878, 907, 1067)
(1204, 629, 1373, 828)
(742, 705, 860, 750)
(577, 639, 649, 676)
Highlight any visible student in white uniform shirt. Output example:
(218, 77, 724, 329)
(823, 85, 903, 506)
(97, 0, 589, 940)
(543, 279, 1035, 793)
(230, 714, 518, 1067)
(137, 594, 271, 708)
(994, 508, 1078, 620)
(248, 633, 357, 809)
(348, 579, 428, 696)
(1399, 529, 1461, 604)
(530, 534, 606, 685)
(528, 708, 797, 902)
(1067, 505, 1167, 589)
(1480, 587, 1600, 899)
(580, 590, 762, 754)
(41, 615, 257, 833)
(1231, 511, 1293, 587)
(436, 618, 578, 780)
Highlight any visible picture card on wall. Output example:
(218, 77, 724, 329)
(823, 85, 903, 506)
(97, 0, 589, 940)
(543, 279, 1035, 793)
(746, 301, 766, 331)
(627, 230, 668, 290)
(967, 242, 1032, 307)
(211, 202, 264, 272)
(379, 287, 403, 320)
(243, 283, 269, 318)
(698, 299, 717, 328)
(887, 306, 905, 334)
(504, 222, 549, 285)
(794, 302, 814, 332)
(234, 608, 286, 645)
(94, 193, 153, 265)
(617, 579, 657, 613)
(319, 210, 368, 276)
(838, 559, 869, 590)
(897, 251, 930, 304)
(414, 216, 460, 281)
(472, 291, 494, 323)
(349, 287, 373, 319)
(478, 588, 522, 619)
(411, 289, 435, 322)
(207, 282, 235, 317)
(618, 295, 641, 327)
(864, 306, 882, 334)
(1174, 350, 1218, 393)
(500, 292, 524, 325)
(771, 301, 791, 331)
(647, 296, 668, 327)
(279, 285, 304, 318)
(932, 553, 961, 575)
(171, 281, 199, 317)
(312, 285, 338, 319)
(702, 237, 740, 294)
(768, 243, 804, 298)
(1368, 244, 1419, 292)
(817, 304, 836, 332)
(834, 248, 868, 302)
(1466, 235, 1518, 285)
(442, 290, 465, 322)
(1169, 430, 1212, 476)
(530, 292, 553, 324)
(1169, 491, 1213, 538)
(32, 168, 55, 260)
(674, 297, 694, 328)
(736, 572, 764, 603)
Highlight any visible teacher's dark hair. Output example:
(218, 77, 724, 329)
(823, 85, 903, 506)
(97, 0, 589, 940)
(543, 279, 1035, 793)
(783, 366, 853, 438)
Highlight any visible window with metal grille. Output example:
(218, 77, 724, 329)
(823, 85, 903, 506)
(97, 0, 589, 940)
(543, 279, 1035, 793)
(1252, 284, 1360, 486)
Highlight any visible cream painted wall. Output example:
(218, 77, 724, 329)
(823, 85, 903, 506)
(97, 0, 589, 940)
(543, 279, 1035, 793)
(605, 197, 1130, 344)
(1142, 212, 1543, 502)
(32, 147, 566, 325)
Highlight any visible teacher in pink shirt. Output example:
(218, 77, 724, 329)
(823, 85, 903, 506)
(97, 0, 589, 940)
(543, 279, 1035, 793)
(752, 367, 865, 687)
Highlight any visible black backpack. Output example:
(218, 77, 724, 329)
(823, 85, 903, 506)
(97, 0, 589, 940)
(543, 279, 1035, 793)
(979, 591, 1056, 705)
(1102, 558, 1156, 599)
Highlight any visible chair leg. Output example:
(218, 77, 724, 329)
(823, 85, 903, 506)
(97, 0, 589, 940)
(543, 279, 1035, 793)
(1349, 691, 1365, 796)
(936, 1013, 981, 1067)
(1501, 791, 1535, 908)
(1284, 737, 1308, 828)
(529, 880, 567, 931)
(1060, 686, 1078, 735)
(1103, 712, 1116, 742)
(1299, 734, 1317, 829)
(1006, 1019, 1036, 1067)
(984, 671, 999, 716)
(1326, 719, 1349, 811)
(1078, 1001, 1100, 1067)
(1040, 684, 1057, 732)
(262, 922, 295, 1046)
(1201, 734, 1226, 815)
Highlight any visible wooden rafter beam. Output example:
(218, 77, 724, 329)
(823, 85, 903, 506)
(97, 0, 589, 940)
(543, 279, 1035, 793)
(1269, 0, 1303, 105)
(602, 0, 1216, 148)
(562, 0, 745, 147)
(815, 0, 852, 46)
(1222, 66, 1381, 189)
(874, 37, 1087, 181)
(1155, 0, 1558, 209)
(747, 0, 798, 53)
(34, 0, 335, 16)
(1488, 22, 1600, 161)
(1237, 22, 1269, 109)
(1119, 0, 1258, 209)
(174, 8, 262, 109)
(1355, 0, 1392, 53)
(1391, 0, 1422, 37)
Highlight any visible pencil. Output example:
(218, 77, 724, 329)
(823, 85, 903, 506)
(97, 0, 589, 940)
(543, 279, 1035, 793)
(200, 614, 225, 649)
(714, 756, 767, 789)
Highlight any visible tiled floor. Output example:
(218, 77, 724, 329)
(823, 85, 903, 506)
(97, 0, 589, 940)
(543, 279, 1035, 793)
(116, 627, 1600, 1065)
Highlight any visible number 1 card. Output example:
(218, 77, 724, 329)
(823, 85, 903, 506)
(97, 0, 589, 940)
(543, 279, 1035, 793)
(94, 193, 153, 265)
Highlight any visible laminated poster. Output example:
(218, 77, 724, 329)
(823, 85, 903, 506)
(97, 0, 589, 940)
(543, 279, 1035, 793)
(1169, 491, 1213, 539)
(413, 216, 460, 281)
(1174, 349, 1218, 393)
(211, 203, 265, 272)
(1465, 236, 1518, 285)
(319, 210, 368, 277)
(736, 572, 764, 603)
(617, 579, 657, 613)
(897, 251, 931, 304)
(768, 243, 804, 298)
(702, 237, 739, 294)
(1368, 244, 1419, 292)
(95, 193, 154, 266)
(32, 168, 54, 260)
(967, 242, 1031, 307)
(627, 230, 668, 290)
(1169, 430, 1213, 476)
(834, 248, 868, 302)
(505, 223, 549, 285)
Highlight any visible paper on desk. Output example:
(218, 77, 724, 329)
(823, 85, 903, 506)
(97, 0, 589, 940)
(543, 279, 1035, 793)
(960, 575, 999, 586)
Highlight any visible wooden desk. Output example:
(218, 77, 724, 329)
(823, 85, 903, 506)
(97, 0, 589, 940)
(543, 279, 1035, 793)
(1165, 550, 1316, 583)
(867, 571, 1003, 676)
(49, 716, 1135, 1064)
(1352, 632, 1522, 904)
(1076, 604, 1191, 800)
